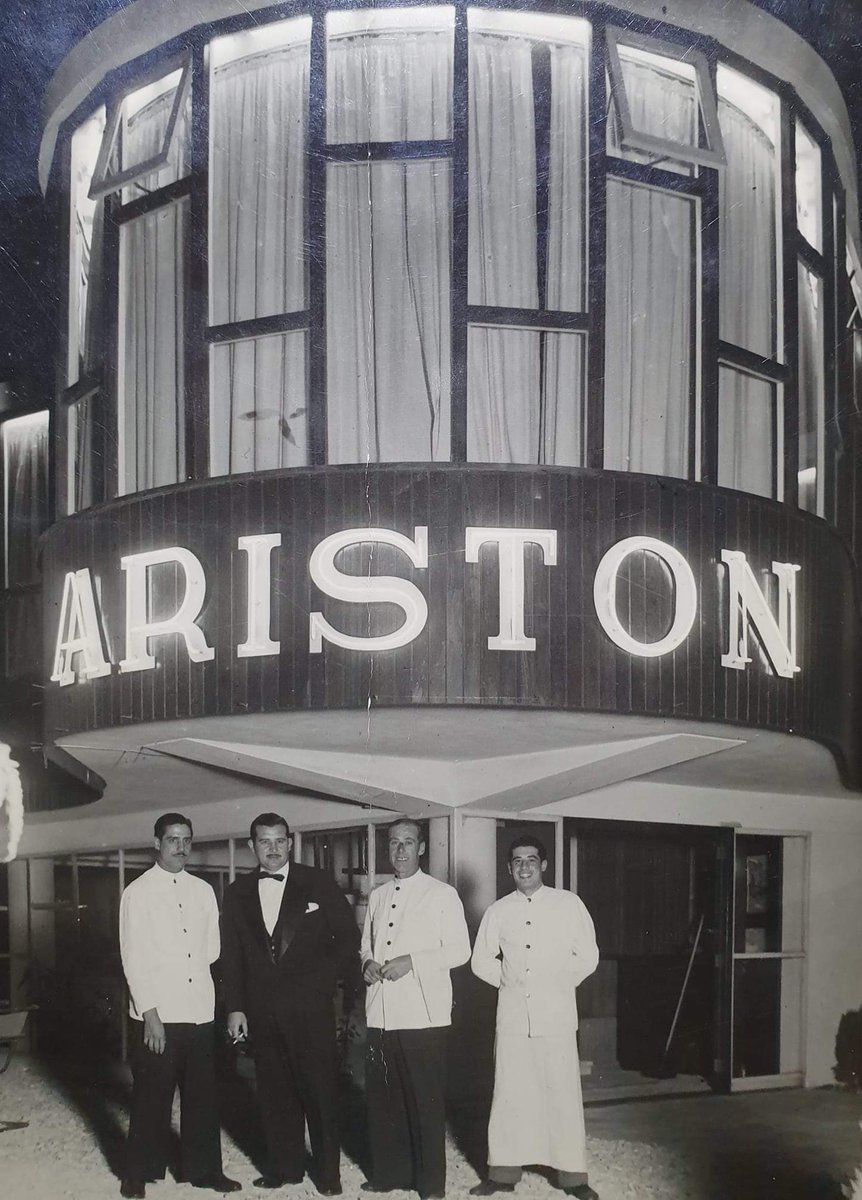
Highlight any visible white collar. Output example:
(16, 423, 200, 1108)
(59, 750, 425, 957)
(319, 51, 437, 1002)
(392, 868, 424, 887)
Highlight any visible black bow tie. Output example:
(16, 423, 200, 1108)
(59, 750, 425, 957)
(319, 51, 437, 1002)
(259, 871, 285, 882)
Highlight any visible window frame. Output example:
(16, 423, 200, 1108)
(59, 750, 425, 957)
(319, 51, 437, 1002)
(88, 53, 193, 201)
(606, 24, 727, 171)
(49, 0, 846, 525)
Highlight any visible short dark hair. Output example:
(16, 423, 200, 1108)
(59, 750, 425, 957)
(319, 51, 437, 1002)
(388, 818, 424, 842)
(250, 813, 291, 841)
(154, 812, 193, 840)
(509, 834, 548, 863)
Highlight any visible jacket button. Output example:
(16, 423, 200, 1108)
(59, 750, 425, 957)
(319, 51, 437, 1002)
(389, 922, 394, 928)
(526, 945, 531, 949)
(386, 941, 392, 946)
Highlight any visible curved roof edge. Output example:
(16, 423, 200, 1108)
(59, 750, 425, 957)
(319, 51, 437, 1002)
(39, 0, 860, 243)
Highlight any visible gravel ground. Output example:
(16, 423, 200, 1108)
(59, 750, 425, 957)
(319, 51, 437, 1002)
(0, 1057, 700, 1200)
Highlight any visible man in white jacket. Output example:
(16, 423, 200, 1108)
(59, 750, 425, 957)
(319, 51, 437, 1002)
(118, 812, 240, 1199)
(361, 818, 471, 1199)
(470, 834, 600, 1200)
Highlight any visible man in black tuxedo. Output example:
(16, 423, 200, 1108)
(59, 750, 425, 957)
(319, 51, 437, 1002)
(220, 813, 360, 1193)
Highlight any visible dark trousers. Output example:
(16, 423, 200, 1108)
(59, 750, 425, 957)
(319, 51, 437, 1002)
(252, 1001, 341, 1187)
(365, 1027, 448, 1197)
(125, 1021, 222, 1184)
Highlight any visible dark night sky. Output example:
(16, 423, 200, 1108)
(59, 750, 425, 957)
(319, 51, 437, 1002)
(0, 0, 861, 387)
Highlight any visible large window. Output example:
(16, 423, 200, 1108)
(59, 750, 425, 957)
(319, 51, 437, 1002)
(467, 11, 589, 465)
(209, 17, 310, 475)
(60, 4, 842, 522)
(716, 65, 783, 499)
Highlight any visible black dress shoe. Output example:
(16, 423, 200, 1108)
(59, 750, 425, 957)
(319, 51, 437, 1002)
(120, 1183, 146, 1200)
(190, 1175, 243, 1193)
(317, 1187, 342, 1197)
(562, 1188, 598, 1200)
(360, 1185, 397, 1194)
(254, 1176, 302, 1189)
(470, 1184, 515, 1196)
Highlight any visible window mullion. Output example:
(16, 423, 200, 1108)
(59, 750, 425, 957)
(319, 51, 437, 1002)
(451, 0, 468, 463)
(187, 37, 209, 483)
(102, 192, 121, 501)
(780, 100, 799, 508)
(701, 168, 720, 485)
(586, 22, 608, 470)
(821, 171, 837, 521)
(308, 4, 327, 466)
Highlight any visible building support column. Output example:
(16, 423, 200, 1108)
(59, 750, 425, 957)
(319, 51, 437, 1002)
(454, 815, 497, 932)
(428, 816, 450, 883)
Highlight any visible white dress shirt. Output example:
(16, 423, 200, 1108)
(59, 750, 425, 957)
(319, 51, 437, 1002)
(120, 864, 220, 1024)
(471, 884, 598, 1038)
(362, 869, 471, 1031)
(258, 863, 290, 935)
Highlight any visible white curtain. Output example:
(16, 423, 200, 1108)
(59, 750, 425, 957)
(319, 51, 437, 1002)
(326, 26, 452, 463)
(210, 334, 307, 475)
(718, 99, 776, 358)
(717, 367, 774, 498)
(603, 177, 693, 478)
(604, 58, 696, 478)
(68, 110, 105, 387)
(327, 159, 451, 462)
(467, 32, 586, 464)
(119, 203, 186, 492)
(327, 27, 452, 142)
(68, 397, 95, 513)
(208, 41, 309, 474)
(3, 413, 48, 587)
(210, 44, 307, 324)
(797, 263, 823, 513)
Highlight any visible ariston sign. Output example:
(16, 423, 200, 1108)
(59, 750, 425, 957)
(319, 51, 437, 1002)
(50, 525, 800, 687)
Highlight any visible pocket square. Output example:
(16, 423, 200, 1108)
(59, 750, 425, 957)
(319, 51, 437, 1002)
(305, 902, 320, 914)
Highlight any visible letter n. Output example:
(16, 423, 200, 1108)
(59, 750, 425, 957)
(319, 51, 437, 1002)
(721, 550, 801, 679)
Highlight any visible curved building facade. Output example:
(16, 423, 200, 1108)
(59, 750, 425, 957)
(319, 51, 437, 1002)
(3, 0, 862, 1096)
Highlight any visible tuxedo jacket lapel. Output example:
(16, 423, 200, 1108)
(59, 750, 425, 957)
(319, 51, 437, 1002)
(240, 875, 272, 956)
(274, 874, 308, 961)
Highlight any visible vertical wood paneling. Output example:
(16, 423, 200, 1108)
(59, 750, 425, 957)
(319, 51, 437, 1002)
(40, 465, 860, 785)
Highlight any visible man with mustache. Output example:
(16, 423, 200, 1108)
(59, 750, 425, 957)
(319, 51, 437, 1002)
(220, 813, 360, 1194)
(470, 835, 600, 1200)
(119, 812, 239, 1198)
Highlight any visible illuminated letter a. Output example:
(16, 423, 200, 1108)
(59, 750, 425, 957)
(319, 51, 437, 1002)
(50, 568, 111, 687)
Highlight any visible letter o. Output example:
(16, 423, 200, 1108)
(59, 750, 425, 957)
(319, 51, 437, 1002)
(593, 536, 697, 658)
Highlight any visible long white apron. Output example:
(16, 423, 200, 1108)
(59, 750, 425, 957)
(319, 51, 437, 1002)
(487, 1030, 586, 1173)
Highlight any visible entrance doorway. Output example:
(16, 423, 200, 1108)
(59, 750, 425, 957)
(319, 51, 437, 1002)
(567, 818, 733, 1100)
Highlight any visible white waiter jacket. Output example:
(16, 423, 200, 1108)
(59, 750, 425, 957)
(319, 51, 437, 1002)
(362, 869, 471, 1030)
(471, 885, 598, 1038)
(120, 864, 220, 1024)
